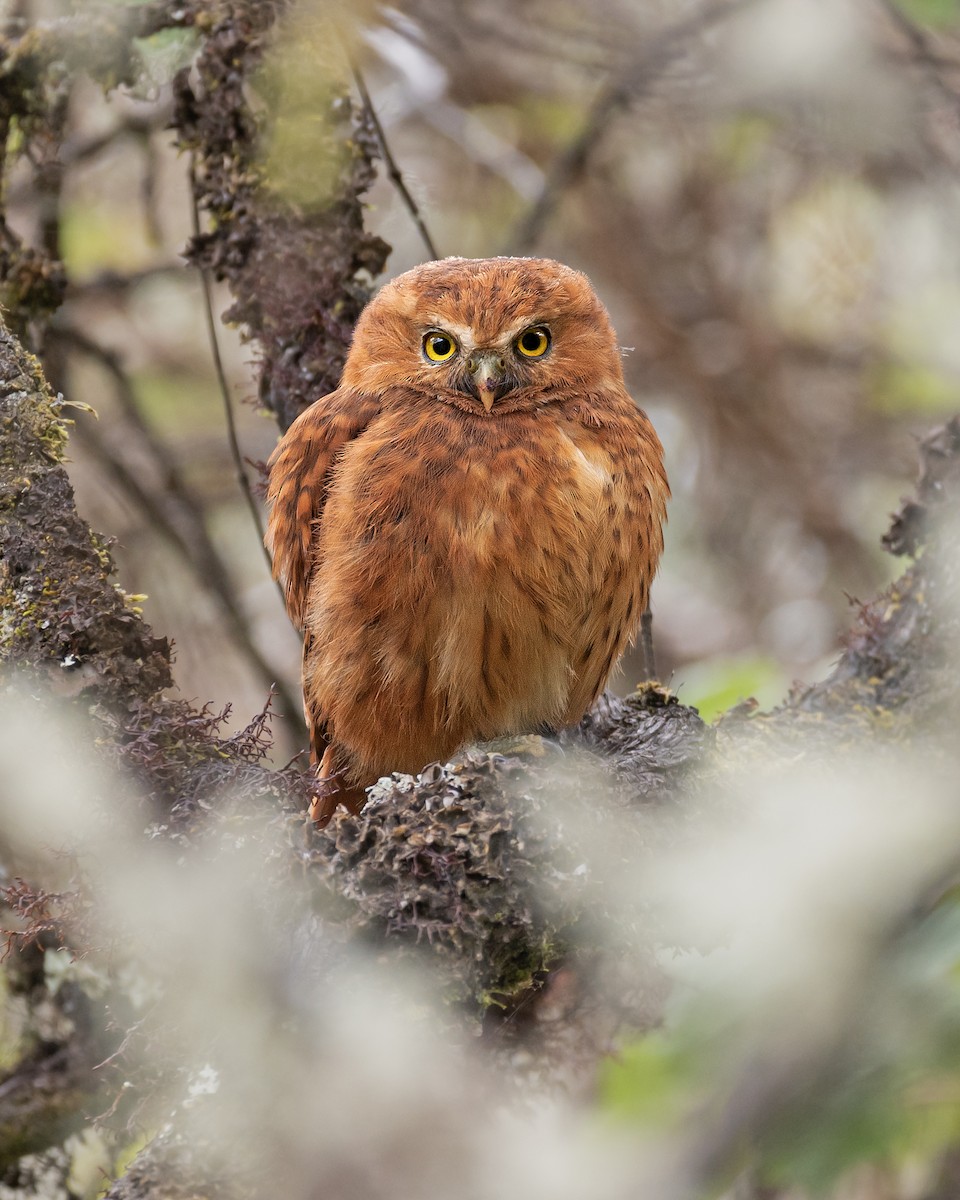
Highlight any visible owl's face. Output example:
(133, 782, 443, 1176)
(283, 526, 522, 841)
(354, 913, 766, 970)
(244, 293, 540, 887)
(341, 257, 626, 415)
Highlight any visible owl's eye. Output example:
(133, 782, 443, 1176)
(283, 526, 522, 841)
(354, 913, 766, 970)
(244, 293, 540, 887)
(423, 331, 458, 363)
(515, 326, 550, 358)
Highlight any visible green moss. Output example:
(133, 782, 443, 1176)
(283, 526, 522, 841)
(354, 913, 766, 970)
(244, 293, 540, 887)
(0, 343, 68, 512)
(481, 933, 561, 1009)
(89, 531, 113, 571)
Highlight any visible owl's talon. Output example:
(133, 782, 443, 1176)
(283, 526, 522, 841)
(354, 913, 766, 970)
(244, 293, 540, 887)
(308, 778, 367, 826)
(309, 744, 368, 825)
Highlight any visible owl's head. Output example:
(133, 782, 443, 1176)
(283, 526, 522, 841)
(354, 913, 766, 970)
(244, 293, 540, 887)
(341, 257, 625, 415)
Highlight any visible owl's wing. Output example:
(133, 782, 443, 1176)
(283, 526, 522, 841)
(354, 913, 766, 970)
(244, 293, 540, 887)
(265, 389, 380, 630)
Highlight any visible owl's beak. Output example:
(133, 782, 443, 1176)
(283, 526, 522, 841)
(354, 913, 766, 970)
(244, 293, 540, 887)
(466, 351, 506, 412)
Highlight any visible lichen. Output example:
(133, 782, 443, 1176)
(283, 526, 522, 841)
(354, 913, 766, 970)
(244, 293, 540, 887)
(305, 710, 701, 1012)
(173, 2, 390, 432)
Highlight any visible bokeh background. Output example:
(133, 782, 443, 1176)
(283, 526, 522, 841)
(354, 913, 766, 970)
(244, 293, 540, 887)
(10, 0, 960, 755)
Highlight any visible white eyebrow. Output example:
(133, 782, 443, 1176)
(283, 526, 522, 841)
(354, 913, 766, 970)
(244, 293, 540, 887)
(422, 321, 475, 347)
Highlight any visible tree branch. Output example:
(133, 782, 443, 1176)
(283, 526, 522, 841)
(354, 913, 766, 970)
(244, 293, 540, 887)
(50, 326, 301, 738)
(505, 0, 756, 253)
(349, 59, 441, 260)
(188, 156, 272, 568)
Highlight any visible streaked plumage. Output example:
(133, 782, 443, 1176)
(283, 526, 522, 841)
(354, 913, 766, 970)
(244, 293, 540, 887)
(266, 256, 668, 823)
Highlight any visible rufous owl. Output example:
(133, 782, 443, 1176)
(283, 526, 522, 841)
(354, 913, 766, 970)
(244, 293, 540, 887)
(266, 256, 668, 824)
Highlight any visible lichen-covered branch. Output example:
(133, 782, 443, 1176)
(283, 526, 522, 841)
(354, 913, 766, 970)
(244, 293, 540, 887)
(0, 939, 117, 1172)
(0, 318, 311, 1175)
(0, 326, 172, 701)
(173, 0, 390, 432)
(738, 416, 960, 746)
(0, 318, 320, 822)
(0, 2, 193, 342)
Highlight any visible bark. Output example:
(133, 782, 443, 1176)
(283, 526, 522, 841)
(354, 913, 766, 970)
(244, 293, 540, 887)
(173, 0, 390, 432)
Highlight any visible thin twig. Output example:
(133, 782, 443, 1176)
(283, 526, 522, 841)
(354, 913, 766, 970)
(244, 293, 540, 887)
(92, 1017, 147, 1072)
(53, 325, 304, 744)
(188, 154, 272, 568)
(65, 108, 173, 168)
(505, 0, 756, 254)
(349, 58, 441, 260)
(140, 130, 164, 248)
(64, 263, 184, 298)
(639, 608, 657, 680)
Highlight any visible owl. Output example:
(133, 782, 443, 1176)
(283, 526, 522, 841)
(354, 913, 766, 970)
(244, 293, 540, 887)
(266, 257, 669, 824)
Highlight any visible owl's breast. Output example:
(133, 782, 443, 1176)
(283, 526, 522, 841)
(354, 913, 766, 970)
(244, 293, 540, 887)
(433, 432, 611, 568)
(312, 404, 654, 732)
(322, 408, 613, 560)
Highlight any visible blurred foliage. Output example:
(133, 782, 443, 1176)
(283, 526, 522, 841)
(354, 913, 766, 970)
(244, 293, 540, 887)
(896, 0, 960, 26)
(59, 202, 158, 278)
(676, 653, 787, 722)
(601, 899, 960, 1196)
(870, 361, 960, 417)
(600, 1033, 697, 1127)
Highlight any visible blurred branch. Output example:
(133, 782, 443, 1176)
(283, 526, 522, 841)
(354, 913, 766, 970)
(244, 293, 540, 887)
(141, 126, 164, 247)
(876, 0, 948, 63)
(65, 264, 185, 298)
(349, 59, 440, 260)
(64, 107, 175, 169)
(375, 84, 545, 203)
(379, 3, 620, 75)
(5, 112, 170, 215)
(875, 0, 960, 116)
(505, 0, 756, 253)
(0, 942, 117, 1170)
(50, 323, 304, 743)
(0, 1, 195, 88)
(50, 110, 173, 248)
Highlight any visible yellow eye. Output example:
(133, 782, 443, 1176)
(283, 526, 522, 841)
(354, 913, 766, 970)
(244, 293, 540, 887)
(516, 326, 550, 358)
(423, 331, 457, 362)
